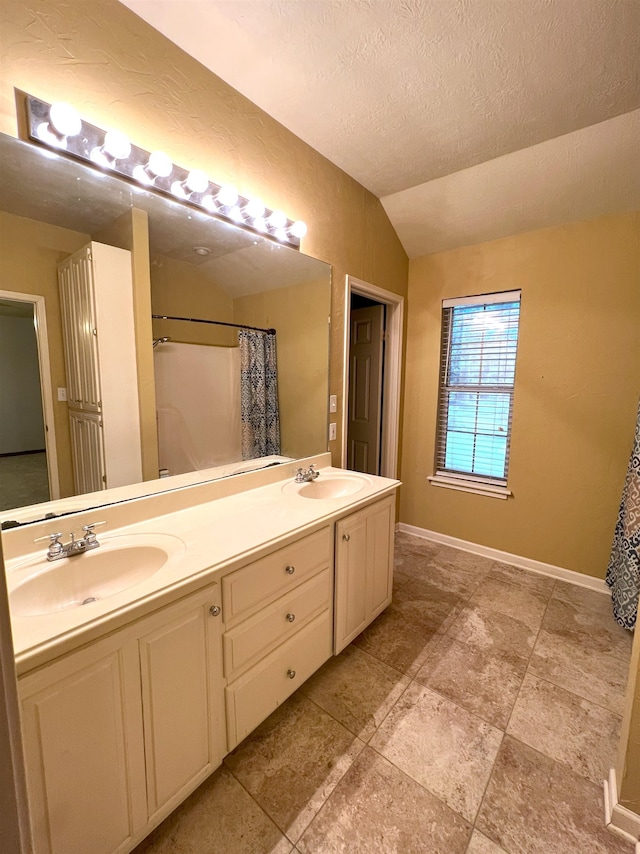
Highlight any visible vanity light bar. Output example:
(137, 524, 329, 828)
(25, 96, 307, 249)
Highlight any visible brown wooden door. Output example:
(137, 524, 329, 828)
(347, 305, 384, 475)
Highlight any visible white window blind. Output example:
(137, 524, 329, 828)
(435, 291, 521, 484)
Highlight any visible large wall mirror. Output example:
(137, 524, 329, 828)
(0, 133, 331, 526)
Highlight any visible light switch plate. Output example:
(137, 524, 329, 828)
(329, 422, 336, 441)
(57, 387, 67, 401)
(329, 394, 337, 413)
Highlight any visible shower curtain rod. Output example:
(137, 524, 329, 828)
(152, 314, 276, 335)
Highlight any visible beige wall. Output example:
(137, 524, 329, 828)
(0, 210, 89, 498)
(401, 211, 640, 579)
(151, 256, 236, 348)
(234, 279, 331, 459)
(0, 0, 409, 468)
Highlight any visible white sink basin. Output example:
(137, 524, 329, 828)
(10, 533, 185, 617)
(282, 473, 371, 500)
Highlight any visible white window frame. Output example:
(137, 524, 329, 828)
(428, 290, 521, 500)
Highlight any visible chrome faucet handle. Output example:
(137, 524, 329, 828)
(34, 532, 63, 544)
(294, 467, 305, 483)
(34, 532, 64, 558)
(82, 521, 106, 545)
(82, 521, 106, 534)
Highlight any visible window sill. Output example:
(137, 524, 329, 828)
(427, 475, 512, 500)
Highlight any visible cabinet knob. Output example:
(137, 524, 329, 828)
(287, 669, 296, 679)
(285, 565, 295, 575)
(209, 605, 221, 617)
(343, 533, 351, 542)
(286, 613, 296, 623)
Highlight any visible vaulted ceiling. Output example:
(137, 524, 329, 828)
(120, 0, 640, 257)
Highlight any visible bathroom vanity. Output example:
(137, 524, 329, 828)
(3, 455, 399, 854)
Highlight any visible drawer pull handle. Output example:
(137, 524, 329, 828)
(285, 565, 295, 575)
(286, 613, 296, 623)
(209, 605, 221, 617)
(343, 533, 351, 542)
(287, 669, 296, 679)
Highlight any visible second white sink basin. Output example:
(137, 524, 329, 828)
(10, 533, 185, 617)
(282, 473, 371, 500)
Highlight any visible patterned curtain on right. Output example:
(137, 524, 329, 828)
(607, 398, 640, 631)
(238, 329, 281, 461)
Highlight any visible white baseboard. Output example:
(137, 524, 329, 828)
(604, 768, 640, 845)
(396, 522, 608, 593)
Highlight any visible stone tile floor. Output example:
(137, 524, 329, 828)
(133, 533, 635, 853)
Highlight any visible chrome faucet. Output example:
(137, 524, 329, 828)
(294, 465, 320, 483)
(35, 522, 106, 561)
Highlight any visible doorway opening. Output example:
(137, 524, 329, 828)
(0, 291, 59, 511)
(342, 276, 404, 479)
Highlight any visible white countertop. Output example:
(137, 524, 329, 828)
(4, 462, 399, 675)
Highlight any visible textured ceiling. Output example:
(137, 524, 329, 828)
(120, 0, 640, 256)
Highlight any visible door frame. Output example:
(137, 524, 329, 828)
(0, 290, 60, 500)
(342, 276, 404, 479)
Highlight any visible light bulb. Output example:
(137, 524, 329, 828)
(90, 129, 131, 167)
(103, 130, 131, 160)
(148, 151, 172, 178)
(49, 102, 82, 137)
(228, 205, 243, 223)
(274, 228, 288, 242)
(289, 220, 307, 239)
(245, 197, 265, 219)
(252, 217, 268, 232)
(267, 209, 287, 229)
(171, 169, 209, 198)
(185, 169, 209, 194)
(217, 184, 238, 207)
(133, 150, 173, 185)
(36, 102, 82, 149)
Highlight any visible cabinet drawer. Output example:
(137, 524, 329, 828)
(225, 610, 333, 750)
(223, 568, 331, 680)
(222, 527, 332, 625)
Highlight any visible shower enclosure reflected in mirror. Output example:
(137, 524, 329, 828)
(0, 133, 331, 525)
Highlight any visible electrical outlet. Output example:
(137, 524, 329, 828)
(57, 387, 67, 402)
(329, 394, 337, 413)
(329, 422, 336, 441)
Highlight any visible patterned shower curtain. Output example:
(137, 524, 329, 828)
(239, 329, 281, 460)
(607, 398, 640, 630)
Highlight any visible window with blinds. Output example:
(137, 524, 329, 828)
(435, 291, 521, 484)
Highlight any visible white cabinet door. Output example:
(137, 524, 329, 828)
(334, 495, 395, 654)
(58, 245, 100, 412)
(19, 632, 147, 854)
(19, 585, 226, 854)
(138, 587, 225, 823)
(68, 410, 106, 494)
(58, 241, 142, 490)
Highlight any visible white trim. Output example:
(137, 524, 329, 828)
(397, 522, 608, 593)
(428, 474, 511, 499)
(604, 768, 640, 845)
(342, 276, 404, 479)
(0, 290, 60, 500)
(442, 290, 521, 308)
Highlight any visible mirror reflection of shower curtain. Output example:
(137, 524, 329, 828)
(154, 342, 242, 476)
(239, 330, 281, 460)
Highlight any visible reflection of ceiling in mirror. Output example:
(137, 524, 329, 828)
(0, 134, 329, 297)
